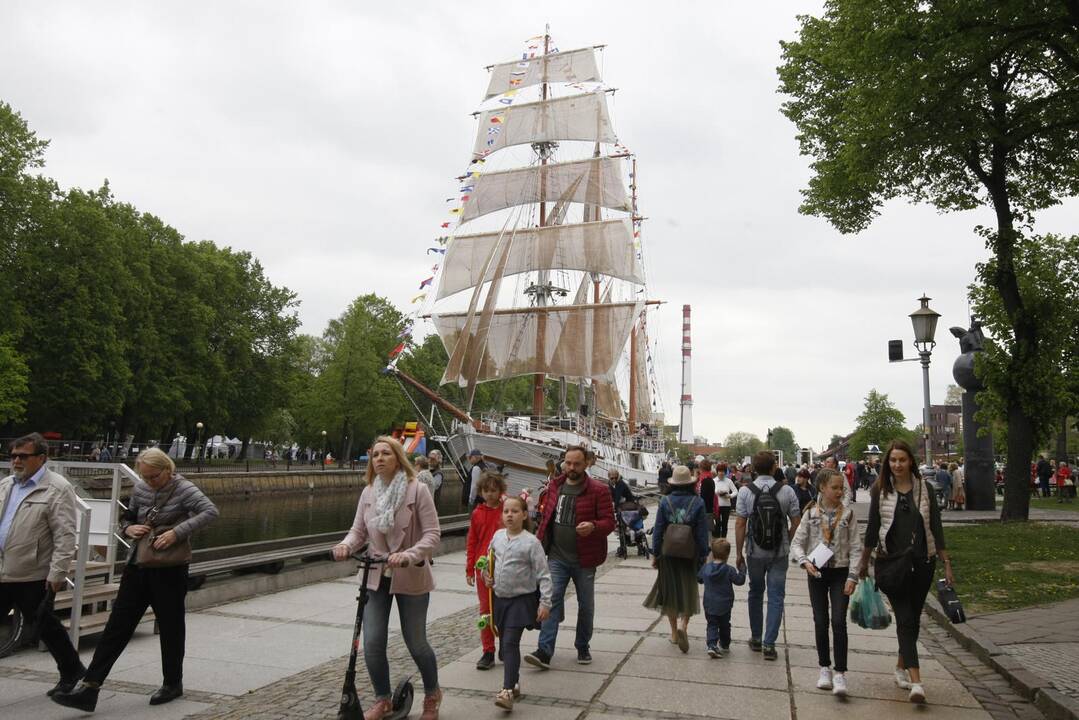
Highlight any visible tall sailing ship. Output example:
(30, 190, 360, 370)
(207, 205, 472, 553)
(392, 32, 666, 492)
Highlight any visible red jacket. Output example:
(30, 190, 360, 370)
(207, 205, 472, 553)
(536, 474, 615, 569)
(465, 500, 504, 578)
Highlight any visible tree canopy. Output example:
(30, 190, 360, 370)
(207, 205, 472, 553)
(847, 389, 916, 460)
(767, 426, 799, 463)
(779, 1, 1079, 519)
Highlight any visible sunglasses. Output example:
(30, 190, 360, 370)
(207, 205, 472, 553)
(10, 452, 44, 460)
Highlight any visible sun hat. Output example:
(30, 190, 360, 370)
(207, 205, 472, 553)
(669, 465, 694, 486)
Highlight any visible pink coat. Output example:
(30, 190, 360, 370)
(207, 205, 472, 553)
(341, 479, 441, 594)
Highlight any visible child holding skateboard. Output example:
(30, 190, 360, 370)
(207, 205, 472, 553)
(481, 496, 552, 712)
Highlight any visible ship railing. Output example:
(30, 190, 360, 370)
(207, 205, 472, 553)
(475, 414, 665, 454)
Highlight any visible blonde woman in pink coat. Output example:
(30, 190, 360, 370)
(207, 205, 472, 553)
(333, 436, 442, 720)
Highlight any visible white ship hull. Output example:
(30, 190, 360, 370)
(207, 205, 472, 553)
(443, 421, 663, 496)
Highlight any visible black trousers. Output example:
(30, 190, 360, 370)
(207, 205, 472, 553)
(807, 568, 850, 671)
(882, 557, 935, 669)
(0, 580, 82, 675)
(713, 507, 731, 538)
(85, 563, 189, 686)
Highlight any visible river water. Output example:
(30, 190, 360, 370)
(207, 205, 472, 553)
(197, 485, 468, 549)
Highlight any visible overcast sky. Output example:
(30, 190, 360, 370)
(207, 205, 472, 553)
(4, 2, 1077, 451)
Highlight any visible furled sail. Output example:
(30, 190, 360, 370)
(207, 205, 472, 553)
(632, 316, 652, 424)
(474, 92, 616, 159)
(484, 47, 601, 100)
(435, 302, 642, 386)
(437, 219, 641, 299)
(461, 156, 631, 223)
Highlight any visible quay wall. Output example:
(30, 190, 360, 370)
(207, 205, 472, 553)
(85, 467, 463, 498)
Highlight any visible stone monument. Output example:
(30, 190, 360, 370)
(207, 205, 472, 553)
(950, 319, 995, 510)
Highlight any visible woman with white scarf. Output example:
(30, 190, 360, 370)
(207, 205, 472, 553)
(333, 436, 442, 720)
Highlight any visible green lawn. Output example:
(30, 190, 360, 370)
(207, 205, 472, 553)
(1023, 496, 1079, 513)
(939, 522, 1079, 614)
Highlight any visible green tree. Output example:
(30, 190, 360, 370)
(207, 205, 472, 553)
(970, 233, 1079, 466)
(293, 294, 406, 460)
(0, 102, 52, 428)
(768, 426, 798, 464)
(848, 390, 915, 460)
(722, 431, 764, 465)
(779, 2, 1079, 520)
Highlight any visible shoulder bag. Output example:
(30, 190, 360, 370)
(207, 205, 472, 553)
(873, 480, 922, 595)
(660, 496, 697, 559)
(134, 481, 193, 568)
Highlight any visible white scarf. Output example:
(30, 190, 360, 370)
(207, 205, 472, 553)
(373, 470, 409, 534)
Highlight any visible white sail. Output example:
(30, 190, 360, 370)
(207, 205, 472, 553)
(437, 219, 641, 299)
(461, 156, 631, 223)
(484, 47, 601, 100)
(434, 302, 642, 386)
(474, 92, 616, 159)
(632, 317, 652, 424)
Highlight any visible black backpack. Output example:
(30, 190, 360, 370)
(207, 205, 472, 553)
(748, 482, 785, 550)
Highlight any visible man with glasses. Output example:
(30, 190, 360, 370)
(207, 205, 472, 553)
(0, 432, 84, 695)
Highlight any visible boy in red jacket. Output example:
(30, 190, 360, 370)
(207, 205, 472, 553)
(466, 471, 506, 670)
(525, 446, 615, 669)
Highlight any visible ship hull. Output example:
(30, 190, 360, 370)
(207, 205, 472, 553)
(442, 425, 663, 496)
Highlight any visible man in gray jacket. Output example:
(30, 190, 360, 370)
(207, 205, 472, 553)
(0, 433, 85, 695)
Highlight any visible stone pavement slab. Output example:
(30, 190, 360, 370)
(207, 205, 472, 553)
(599, 675, 790, 719)
(440, 659, 607, 701)
(793, 690, 993, 719)
(0, 676, 211, 719)
(619, 653, 789, 690)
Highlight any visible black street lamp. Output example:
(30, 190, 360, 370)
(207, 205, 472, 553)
(195, 422, 204, 473)
(910, 294, 941, 468)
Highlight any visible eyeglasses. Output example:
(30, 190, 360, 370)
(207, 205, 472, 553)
(10, 452, 44, 460)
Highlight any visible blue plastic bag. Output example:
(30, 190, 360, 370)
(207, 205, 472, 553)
(850, 578, 891, 630)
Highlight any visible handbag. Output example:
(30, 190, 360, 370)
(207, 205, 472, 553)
(134, 482, 193, 568)
(660, 497, 697, 559)
(873, 481, 922, 595)
(936, 579, 966, 623)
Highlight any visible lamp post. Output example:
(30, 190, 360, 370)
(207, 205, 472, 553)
(910, 295, 941, 468)
(321, 430, 328, 472)
(195, 422, 204, 473)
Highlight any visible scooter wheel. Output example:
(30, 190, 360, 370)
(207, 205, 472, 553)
(388, 677, 414, 719)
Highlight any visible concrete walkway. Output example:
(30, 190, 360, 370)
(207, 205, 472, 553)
(0, 523, 1049, 719)
(968, 597, 1079, 701)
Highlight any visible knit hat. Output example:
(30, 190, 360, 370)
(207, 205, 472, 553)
(669, 465, 694, 486)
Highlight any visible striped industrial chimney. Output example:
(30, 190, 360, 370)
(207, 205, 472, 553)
(679, 304, 694, 444)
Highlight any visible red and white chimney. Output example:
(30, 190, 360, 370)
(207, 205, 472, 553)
(679, 304, 694, 444)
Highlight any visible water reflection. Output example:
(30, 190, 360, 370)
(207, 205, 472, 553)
(198, 484, 466, 549)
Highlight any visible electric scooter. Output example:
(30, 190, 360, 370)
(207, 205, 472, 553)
(337, 546, 426, 720)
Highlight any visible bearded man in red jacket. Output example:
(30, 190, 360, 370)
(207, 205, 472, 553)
(525, 445, 615, 669)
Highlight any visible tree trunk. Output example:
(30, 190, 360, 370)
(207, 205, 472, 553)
(1057, 416, 1069, 464)
(1001, 400, 1035, 521)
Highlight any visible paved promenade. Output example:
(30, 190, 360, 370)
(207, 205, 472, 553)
(0, 515, 1052, 720)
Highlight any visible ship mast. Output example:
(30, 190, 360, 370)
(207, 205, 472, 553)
(530, 26, 553, 420)
(627, 157, 640, 431)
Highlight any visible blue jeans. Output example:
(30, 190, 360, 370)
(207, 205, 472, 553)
(747, 554, 788, 647)
(362, 576, 439, 698)
(537, 559, 596, 657)
(706, 611, 732, 649)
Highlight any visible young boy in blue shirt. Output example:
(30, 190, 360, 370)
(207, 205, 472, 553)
(697, 538, 746, 657)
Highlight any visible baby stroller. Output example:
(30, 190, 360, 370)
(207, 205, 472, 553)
(615, 500, 650, 559)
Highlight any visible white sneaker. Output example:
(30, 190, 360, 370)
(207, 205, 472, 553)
(817, 667, 833, 690)
(832, 672, 847, 697)
(909, 683, 926, 704)
(894, 668, 911, 689)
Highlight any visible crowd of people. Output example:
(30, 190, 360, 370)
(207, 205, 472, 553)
(4, 431, 968, 716)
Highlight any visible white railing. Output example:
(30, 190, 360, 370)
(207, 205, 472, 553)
(68, 498, 91, 645)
